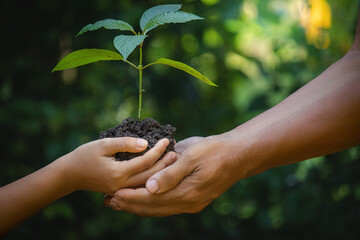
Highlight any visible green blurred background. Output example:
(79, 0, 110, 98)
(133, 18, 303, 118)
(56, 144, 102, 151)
(1, 0, 360, 239)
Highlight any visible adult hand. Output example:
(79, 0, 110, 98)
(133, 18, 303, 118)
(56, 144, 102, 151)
(107, 135, 248, 216)
(107, 15, 360, 217)
(59, 137, 177, 195)
(174, 136, 205, 154)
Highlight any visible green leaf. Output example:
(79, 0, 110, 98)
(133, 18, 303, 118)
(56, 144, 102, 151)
(151, 58, 218, 86)
(140, 4, 182, 31)
(76, 19, 134, 37)
(143, 11, 203, 34)
(52, 49, 123, 72)
(113, 35, 147, 61)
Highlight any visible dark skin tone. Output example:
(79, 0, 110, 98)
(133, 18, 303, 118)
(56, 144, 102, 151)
(106, 12, 360, 217)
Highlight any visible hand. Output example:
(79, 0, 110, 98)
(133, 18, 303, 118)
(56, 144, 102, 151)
(0, 137, 177, 235)
(107, 136, 246, 216)
(174, 136, 205, 154)
(58, 137, 177, 195)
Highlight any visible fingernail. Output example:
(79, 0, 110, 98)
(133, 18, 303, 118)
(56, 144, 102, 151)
(146, 179, 160, 194)
(110, 199, 119, 208)
(137, 139, 148, 148)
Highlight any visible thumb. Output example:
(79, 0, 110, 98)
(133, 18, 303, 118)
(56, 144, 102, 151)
(99, 137, 148, 155)
(146, 157, 192, 194)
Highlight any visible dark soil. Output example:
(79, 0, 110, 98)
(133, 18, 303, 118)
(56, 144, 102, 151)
(99, 117, 176, 161)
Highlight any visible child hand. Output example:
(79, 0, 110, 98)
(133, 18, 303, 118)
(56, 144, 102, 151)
(58, 137, 177, 195)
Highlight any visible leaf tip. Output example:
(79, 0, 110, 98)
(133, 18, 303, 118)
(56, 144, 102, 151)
(194, 15, 205, 20)
(51, 66, 58, 73)
(75, 29, 84, 38)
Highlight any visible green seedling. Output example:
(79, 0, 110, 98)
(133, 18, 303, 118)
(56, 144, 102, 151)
(52, 4, 217, 120)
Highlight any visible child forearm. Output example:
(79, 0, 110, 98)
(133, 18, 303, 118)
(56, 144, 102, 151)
(0, 157, 72, 236)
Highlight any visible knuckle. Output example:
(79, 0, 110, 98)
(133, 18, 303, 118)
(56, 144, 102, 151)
(110, 168, 122, 181)
(117, 138, 129, 150)
(161, 158, 172, 169)
(123, 137, 137, 147)
(183, 151, 200, 166)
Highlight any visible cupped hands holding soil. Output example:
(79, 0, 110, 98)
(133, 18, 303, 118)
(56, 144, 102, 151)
(99, 117, 176, 161)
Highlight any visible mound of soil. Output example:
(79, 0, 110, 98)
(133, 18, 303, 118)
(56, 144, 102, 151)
(99, 117, 176, 161)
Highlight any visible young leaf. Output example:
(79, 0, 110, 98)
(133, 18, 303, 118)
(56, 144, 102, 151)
(113, 35, 147, 61)
(151, 58, 218, 86)
(140, 4, 182, 31)
(143, 11, 203, 34)
(52, 49, 123, 72)
(76, 19, 134, 37)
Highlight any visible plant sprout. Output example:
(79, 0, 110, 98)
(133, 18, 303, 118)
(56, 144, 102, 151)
(52, 4, 217, 120)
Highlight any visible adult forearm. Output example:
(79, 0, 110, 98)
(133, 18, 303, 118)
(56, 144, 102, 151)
(0, 157, 72, 236)
(226, 51, 360, 179)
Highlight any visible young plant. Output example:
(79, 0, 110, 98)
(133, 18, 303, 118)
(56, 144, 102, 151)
(52, 4, 217, 121)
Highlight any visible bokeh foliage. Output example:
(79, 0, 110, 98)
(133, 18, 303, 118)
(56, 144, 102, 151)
(1, 0, 359, 239)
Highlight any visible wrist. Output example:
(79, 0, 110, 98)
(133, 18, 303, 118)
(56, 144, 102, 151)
(52, 153, 79, 194)
(217, 127, 271, 181)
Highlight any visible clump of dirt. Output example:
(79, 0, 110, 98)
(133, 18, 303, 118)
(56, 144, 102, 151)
(99, 117, 176, 161)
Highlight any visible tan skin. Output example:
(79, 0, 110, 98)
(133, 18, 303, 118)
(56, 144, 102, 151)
(0, 137, 176, 236)
(106, 13, 360, 217)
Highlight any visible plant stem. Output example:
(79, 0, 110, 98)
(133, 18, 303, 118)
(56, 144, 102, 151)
(126, 60, 139, 70)
(138, 44, 143, 121)
(142, 62, 157, 70)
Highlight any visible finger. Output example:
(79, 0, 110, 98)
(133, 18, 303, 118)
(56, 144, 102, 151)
(126, 151, 178, 187)
(175, 136, 204, 154)
(124, 138, 169, 175)
(114, 188, 169, 205)
(98, 137, 148, 155)
(110, 188, 153, 215)
(111, 188, 182, 217)
(113, 188, 163, 211)
(103, 194, 112, 207)
(146, 155, 193, 194)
